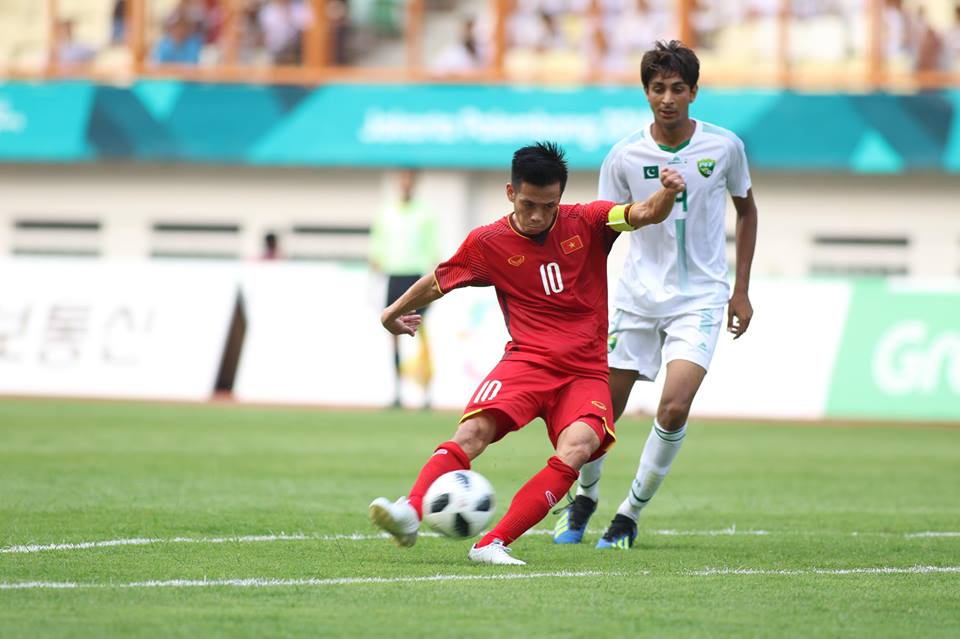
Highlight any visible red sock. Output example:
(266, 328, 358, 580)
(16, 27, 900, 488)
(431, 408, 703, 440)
(477, 456, 578, 547)
(407, 441, 471, 519)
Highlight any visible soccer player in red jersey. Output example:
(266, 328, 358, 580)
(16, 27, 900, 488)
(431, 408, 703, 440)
(369, 142, 686, 565)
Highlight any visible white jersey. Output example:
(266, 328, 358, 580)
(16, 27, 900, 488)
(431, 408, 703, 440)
(600, 119, 751, 318)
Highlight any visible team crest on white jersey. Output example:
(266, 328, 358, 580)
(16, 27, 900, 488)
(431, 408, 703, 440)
(697, 158, 716, 177)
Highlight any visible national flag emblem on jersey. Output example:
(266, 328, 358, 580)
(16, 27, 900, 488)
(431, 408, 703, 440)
(697, 158, 716, 177)
(643, 165, 660, 179)
(561, 235, 584, 254)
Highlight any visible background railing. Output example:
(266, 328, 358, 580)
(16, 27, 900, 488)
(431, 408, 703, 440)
(1, 0, 958, 89)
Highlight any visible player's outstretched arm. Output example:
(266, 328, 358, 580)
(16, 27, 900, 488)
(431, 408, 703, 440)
(728, 189, 758, 339)
(626, 167, 686, 228)
(380, 273, 443, 336)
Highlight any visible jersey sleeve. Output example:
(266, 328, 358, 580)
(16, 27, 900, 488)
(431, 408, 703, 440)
(433, 230, 492, 294)
(598, 147, 631, 203)
(579, 200, 625, 242)
(726, 136, 752, 198)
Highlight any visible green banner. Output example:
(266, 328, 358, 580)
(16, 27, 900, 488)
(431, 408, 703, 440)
(827, 281, 960, 421)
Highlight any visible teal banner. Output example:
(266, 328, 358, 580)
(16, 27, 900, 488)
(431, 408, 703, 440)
(0, 82, 95, 160)
(0, 80, 957, 171)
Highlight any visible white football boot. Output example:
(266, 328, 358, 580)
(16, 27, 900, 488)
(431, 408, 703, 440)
(467, 539, 526, 565)
(369, 497, 419, 548)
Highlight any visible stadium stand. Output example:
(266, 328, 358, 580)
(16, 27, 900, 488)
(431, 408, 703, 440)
(2, 0, 957, 83)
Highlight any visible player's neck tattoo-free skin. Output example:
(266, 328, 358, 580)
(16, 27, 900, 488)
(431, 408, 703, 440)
(646, 72, 698, 149)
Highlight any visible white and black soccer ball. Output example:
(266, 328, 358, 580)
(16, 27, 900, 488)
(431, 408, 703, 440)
(422, 470, 495, 539)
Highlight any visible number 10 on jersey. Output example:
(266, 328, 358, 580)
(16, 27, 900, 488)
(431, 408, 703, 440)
(539, 262, 564, 295)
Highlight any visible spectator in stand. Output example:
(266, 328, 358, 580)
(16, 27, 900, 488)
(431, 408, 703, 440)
(595, 0, 660, 73)
(431, 17, 486, 75)
(111, 0, 126, 44)
(884, 0, 911, 62)
(535, 10, 570, 51)
(912, 7, 943, 74)
(259, 0, 313, 65)
(509, 6, 570, 51)
(237, 0, 266, 63)
(945, 3, 960, 68)
(202, 0, 226, 45)
(327, 0, 352, 65)
(151, 13, 204, 64)
(587, 17, 630, 77)
(55, 19, 97, 67)
(166, 0, 208, 36)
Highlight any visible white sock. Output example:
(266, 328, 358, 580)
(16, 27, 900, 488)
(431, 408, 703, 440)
(575, 454, 606, 502)
(617, 420, 686, 521)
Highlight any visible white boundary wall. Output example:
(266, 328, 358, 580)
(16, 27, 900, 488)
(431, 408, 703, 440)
(0, 259, 236, 399)
(1, 165, 959, 277)
(3, 259, 957, 421)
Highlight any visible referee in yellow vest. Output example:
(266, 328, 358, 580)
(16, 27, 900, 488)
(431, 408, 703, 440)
(369, 169, 440, 408)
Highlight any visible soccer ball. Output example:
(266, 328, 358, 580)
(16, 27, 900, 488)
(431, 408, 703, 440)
(422, 470, 495, 539)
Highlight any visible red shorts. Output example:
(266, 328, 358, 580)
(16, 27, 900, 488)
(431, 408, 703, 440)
(460, 359, 616, 461)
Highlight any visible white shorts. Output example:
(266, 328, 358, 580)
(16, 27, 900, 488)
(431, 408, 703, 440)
(607, 307, 724, 382)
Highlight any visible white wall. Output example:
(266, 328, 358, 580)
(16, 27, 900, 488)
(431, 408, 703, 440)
(0, 164, 958, 277)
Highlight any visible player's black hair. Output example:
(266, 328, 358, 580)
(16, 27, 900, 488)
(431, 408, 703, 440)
(511, 142, 568, 192)
(640, 40, 700, 90)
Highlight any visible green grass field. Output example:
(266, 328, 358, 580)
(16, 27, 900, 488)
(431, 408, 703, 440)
(1, 398, 958, 638)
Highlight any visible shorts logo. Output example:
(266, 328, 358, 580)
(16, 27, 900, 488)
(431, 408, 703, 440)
(561, 235, 583, 254)
(697, 158, 716, 177)
(507, 255, 525, 267)
(545, 491, 558, 507)
(473, 379, 502, 403)
(432, 449, 448, 456)
(591, 400, 607, 411)
(643, 165, 660, 179)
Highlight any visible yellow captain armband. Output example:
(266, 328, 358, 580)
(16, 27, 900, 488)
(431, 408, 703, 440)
(606, 204, 635, 232)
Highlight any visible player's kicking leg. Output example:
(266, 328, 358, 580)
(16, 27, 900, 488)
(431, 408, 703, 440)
(369, 414, 497, 547)
(470, 420, 603, 565)
(553, 368, 636, 544)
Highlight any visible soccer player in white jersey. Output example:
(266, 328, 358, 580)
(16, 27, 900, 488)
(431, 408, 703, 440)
(553, 40, 758, 549)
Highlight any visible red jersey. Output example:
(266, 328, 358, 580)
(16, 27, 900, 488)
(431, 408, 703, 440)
(434, 201, 620, 379)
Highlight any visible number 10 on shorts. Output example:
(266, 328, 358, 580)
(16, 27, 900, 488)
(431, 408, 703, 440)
(539, 262, 563, 295)
(474, 380, 502, 403)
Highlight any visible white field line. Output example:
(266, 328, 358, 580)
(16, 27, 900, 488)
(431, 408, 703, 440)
(0, 528, 770, 555)
(0, 571, 607, 591)
(647, 526, 770, 536)
(3, 528, 958, 556)
(690, 565, 960, 576)
(3, 566, 958, 591)
(0, 533, 382, 555)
